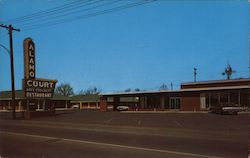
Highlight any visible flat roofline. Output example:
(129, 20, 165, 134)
(0, 98, 22, 101)
(180, 85, 249, 92)
(101, 85, 249, 96)
(101, 90, 180, 96)
(181, 78, 250, 86)
(71, 100, 99, 103)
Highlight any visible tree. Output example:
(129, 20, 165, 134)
(134, 88, 141, 92)
(124, 88, 132, 92)
(55, 83, 74, 96)
(124, 88, 142, 92)
(159, 83, 168, 90)
(79, 86, 101, 95)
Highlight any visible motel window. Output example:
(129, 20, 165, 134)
(211, 93, 219, 106)
(220, 91, 238, 105)
(209, 91, 240, 106)
(120, 97, 139, 102)
(229, 91, 239, 105)
(220, 92, 228, 104)
(107, 97, 114, 102)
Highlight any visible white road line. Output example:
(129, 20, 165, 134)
(138, 120, 141, 126)
(174, 121, 183, 127)
(105, 118, 113, 123)
(1, 131, 221, 158)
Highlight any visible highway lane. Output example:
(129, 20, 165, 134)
(0, 111, 249, 158)
(1, 131, 220, 158)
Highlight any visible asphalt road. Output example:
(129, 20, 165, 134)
(0, 110, 249, 158)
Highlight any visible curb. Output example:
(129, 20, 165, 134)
(121, 111, 250, 114)
(120, 111, 209, 114)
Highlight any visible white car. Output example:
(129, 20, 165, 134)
(210, 103, 243, 115)
(117, 106, 129, 111)
(71, 104, 80, 109)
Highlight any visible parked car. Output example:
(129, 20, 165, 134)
(210, 103, 243, 115)
(71, 104, 80, 109)
(116, 106, 129, 111)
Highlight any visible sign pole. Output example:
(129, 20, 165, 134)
(26, 99, 29, 119)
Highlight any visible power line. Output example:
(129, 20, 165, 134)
(21, 0, 157, 31)
(17, 0, 121, 28)
(0, 43, 10, 54)
(9, 0, 104, 25)
(4, 0, 90, 24)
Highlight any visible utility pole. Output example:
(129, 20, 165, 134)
(194, 68, 197, 82)
(0, 24, 20, 119)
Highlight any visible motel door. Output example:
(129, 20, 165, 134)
(200, 93, 206, 110)
(169, 97, 180, 109)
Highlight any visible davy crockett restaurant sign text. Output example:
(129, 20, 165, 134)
(23, 38, 57, 99)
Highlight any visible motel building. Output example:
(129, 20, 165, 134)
(0, 90, 99, 113)
(0, 78, 249, 115)
(70, 94, 100, 109)
(100, 78, 250, 112)
(0, 90, 70, 117)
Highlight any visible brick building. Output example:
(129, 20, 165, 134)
(100, 78, 250, 112)
(1, 78, 249, 113)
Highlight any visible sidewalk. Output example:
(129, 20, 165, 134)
(121, 110, 250, 114)
(121, 110, 208, 114)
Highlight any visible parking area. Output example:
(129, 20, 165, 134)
(0, 110, 249, 158)
(1, 110, 248, 131)
(24, 110, 248, 132)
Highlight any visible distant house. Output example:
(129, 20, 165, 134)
(100, 78, 250, 112)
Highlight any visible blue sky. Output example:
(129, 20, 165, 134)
(0, 0, 249, 93)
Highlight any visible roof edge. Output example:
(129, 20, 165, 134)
(181, 78, 250, 86)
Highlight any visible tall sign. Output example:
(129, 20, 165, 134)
(23, 38, 57, 99)
(24, 38, 35, 79)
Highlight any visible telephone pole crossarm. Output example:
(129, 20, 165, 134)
(0, 24, 20, 32)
